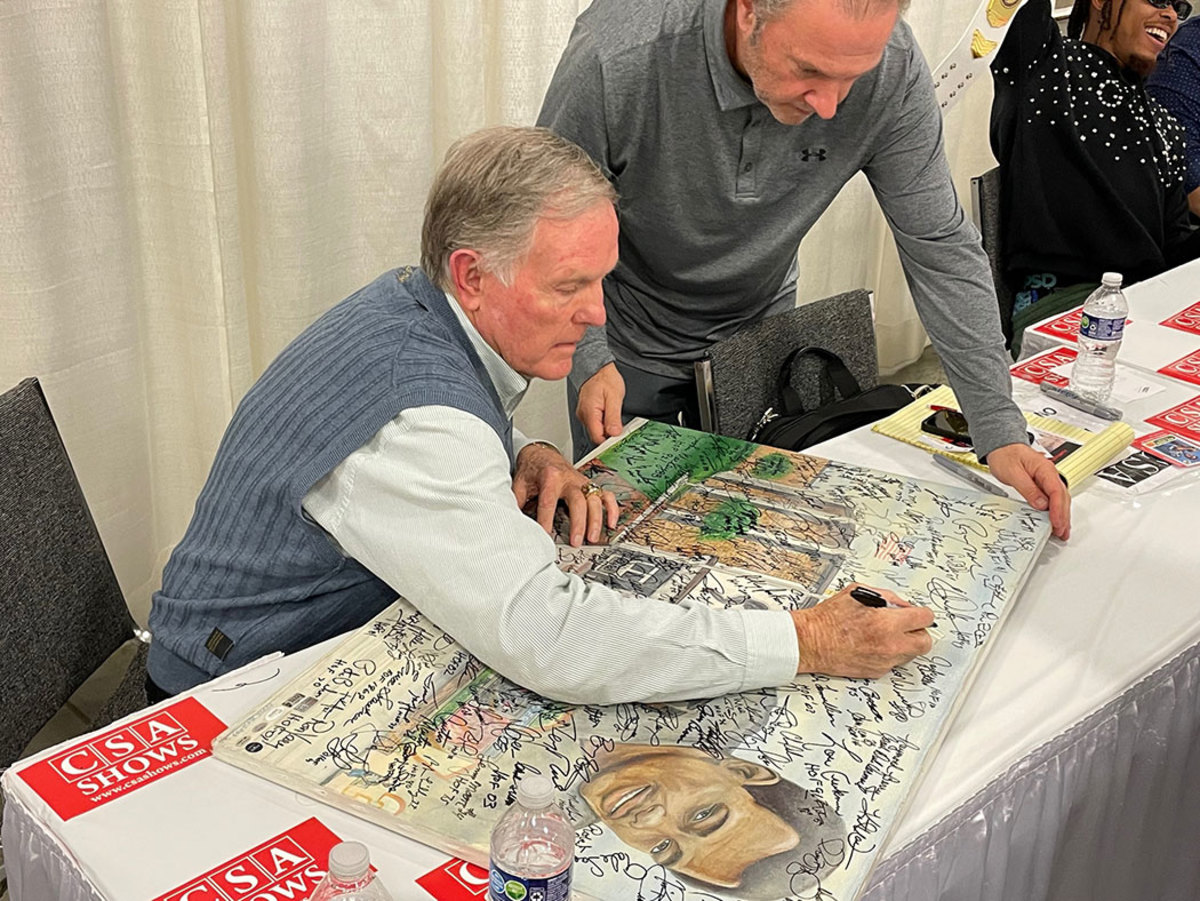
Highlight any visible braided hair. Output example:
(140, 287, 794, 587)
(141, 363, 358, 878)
(1068, 0, 1129, 40)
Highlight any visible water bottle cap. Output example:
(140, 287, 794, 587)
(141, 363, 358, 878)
(516, 773, 556, 809)
(1101, 272, 1123, 286)
(328, 841, 371, 879)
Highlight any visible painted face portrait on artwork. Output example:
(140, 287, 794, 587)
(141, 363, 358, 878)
(579, 742, 847, 900)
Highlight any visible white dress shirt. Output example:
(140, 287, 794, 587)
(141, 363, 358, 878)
(303, 293, 798, 705)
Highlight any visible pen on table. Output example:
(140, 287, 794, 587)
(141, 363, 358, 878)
(1038, 382, 1123, 421)
(850, 586, 938, 628)
(931, 453, 1009, 498)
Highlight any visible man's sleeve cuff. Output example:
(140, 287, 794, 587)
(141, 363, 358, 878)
(737, 608, 800, 690)
(974, 418, 1035, 461)
(512, 428, 559, 459)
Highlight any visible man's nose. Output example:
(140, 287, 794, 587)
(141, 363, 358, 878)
(576, 283, 607, 327)
(806, 87, 840, 120)
(631, 802, 665, 827)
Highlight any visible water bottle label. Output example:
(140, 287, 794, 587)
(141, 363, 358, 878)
(488, 863, 571, 901)
(1079, 313, 1124, 341)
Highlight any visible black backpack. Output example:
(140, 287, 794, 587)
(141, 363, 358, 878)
(749, 345, 928, 451)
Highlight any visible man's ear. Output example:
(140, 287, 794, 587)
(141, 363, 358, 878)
(735, 0, 757, 36)
(1079, 0, 1107, 41)
(719, 758, 781, 786)
(447, 248, 485, 312)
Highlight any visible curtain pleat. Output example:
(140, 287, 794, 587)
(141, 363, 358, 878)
(863, 642, 1200, 901)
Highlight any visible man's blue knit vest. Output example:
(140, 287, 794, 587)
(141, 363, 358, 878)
(147, 267, 513, 692)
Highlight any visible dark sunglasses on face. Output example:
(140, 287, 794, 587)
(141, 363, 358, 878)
(1147, 0, 1192, 21)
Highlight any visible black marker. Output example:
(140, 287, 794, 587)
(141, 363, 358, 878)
(850, 586, 938, 628)
(850, 586, 888, 608)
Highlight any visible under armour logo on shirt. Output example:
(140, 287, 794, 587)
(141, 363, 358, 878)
(800, 148, 827, 162)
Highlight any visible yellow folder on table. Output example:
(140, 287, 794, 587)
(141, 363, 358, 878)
(871, 385, 1135, 493)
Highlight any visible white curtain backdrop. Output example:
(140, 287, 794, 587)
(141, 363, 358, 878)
(0, 0, 991, 625)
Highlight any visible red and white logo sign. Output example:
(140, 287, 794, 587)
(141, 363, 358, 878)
(18, 697, 225, 820)
(155, 818, 340, 901)
(1010, 346, 1077, 386)
(1032, 308, 1133, 344)
(1158, 348, 1200, 388)
(1146, 394, 1200, 443)
(1033, 307, 1085, 343)
(417, 859, 490, 900)
(1160, 301, 1200, 336)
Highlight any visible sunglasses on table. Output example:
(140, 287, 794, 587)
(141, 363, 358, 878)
(1147, 0, 1192, 21)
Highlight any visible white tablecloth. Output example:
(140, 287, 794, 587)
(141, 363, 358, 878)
(5, 396, 1200, 901)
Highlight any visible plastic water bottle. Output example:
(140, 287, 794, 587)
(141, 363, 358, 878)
(1071, 272, 1128, 402)
(489, 774, 574, 901)
(310, 842, 395, 901)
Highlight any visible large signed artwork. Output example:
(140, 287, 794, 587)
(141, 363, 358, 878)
(214, 422, 1050, 900)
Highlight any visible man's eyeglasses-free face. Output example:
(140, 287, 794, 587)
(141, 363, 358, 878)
(1147, 0, 1192, 22)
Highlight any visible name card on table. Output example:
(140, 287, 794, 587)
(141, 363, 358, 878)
(1160, 300, 1200, 336)
(1011, 346, 1078, 387)
(17, 697, 225, 820)
(417, 859, 490, 900)
(1147, 394, 1200, 444)
(1033, 307, 1085, 343)
(1159, 349, 1200, 388)
(153, 817, 341, 901)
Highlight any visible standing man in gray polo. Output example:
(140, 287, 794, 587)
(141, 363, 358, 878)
(538, 0, 1071, 540)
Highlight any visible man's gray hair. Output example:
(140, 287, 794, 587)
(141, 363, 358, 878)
(750, 0, 910, 35)
(421, 126, 616, 291)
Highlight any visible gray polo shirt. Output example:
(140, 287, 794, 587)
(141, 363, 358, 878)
(538, 0, 1028, 457)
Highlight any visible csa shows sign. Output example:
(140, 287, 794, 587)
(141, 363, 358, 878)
(18, 697, 225, 819)
(417, 859, 490, 900)
(154, 818, 342, 901)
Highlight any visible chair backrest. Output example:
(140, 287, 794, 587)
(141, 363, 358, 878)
(971, 167, 1017, 346)
(0, 378, 142, 767)
(694, 289, 878, 440)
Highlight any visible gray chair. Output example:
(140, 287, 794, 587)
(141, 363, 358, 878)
(971, 166, 1017, 348)
(694, 288, 879, 440)
(0, 377, 149, 770)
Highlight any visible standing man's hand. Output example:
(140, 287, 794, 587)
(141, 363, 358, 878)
(513, 441, 619, 546)
(985, 442, 1071, 540)
(790, 585, 934, 679)
(577, 362, 626, 446)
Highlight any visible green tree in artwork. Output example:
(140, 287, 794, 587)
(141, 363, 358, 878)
(752, 452, 794, 480)
(595, 421, 755, 499)
(700, 498, 760, 541)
